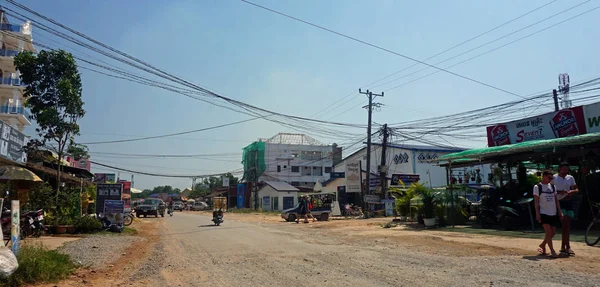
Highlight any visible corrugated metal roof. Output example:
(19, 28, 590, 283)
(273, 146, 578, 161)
(264, 181, 299, 192)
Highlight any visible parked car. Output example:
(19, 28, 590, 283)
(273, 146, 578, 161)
(135, 199, 166, 218)
(173, 201, 184, 212)
(190, 201, 209, 211)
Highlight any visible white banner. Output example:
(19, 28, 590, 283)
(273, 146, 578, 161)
(222, 177, 230, 187)
(345, 161, 361, 193)
(584, 102, 600, 134)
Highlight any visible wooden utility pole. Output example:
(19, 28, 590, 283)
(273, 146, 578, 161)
(379, 124, 390, 199)
(359, 89, 383, 218)
(553, 89, 559, 112)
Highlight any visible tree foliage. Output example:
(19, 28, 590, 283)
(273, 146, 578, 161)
(14, 50, 85, 196)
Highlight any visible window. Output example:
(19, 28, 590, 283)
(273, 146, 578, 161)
(284, 165, 287, 169)
(302, 166, 312, 176)
(324, 167, 332, 173)
(291, 181, 300, 187)
(277, 165, 281, 172)
(291, 166, 300, 173)
(313, 166, 323, 176)
(301, 151, 323, 161)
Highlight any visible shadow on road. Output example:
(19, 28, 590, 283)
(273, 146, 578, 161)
(522, 254, 565, 261)
(199, 224, 219, 228)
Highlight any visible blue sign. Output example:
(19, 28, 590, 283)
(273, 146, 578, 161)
(330, 172, 345, 179)
(237, 184, 245, 209)
(104, 200, 125, 226)
(262, 196, 270, 208)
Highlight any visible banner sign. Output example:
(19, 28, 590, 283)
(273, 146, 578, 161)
(391, 174, 420, 186)
(11, 200, 19, 254)
(262, 196, 270, 209)
(93, 173, 116, 184)
(364, 194, 381, 204)
(96, 184, 122, 216)
(0, 121, 28, 164)
(382, 199, 395, 216)
(237, 184, 245, 209)
(486, 106, 587, 147)
(222, 177, 230, 187)
(103, 200, 124, 226)
(584, 102, 600, 134)
(120, 181, 131, 210)
(345, 161, 361, 193)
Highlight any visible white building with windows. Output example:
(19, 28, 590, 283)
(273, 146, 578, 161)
(334, 143, 492, 188)
(0, 12, 35, 132)
(250, 133, 342, 188)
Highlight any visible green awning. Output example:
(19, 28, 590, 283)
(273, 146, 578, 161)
(439, 133, 600, 162)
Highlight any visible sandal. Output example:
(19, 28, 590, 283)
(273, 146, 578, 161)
(550, 252, 559, 258)
(567, 249, 575, 256)
(537, 247, 547, 255)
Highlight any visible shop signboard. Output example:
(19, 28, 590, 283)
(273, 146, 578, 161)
(584, 102, 600, 134)
(486, 105, 587, 147)
(345, 161, 361, 193)
(96, 184, 122, 216)
(222, 177, 230, 187)
(120, 181, 131, 210)
(382, 199, 395, 216)
(391, 174, 420, 186)
(0, 120, 28, 164)
(364, 194, 381, 204)
(330, 172, 345, 179)
(103, 200, 125, 226)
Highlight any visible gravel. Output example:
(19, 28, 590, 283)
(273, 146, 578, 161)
(57, 234, 139, 269)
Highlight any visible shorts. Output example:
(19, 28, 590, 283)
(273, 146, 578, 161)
(540, 214, 559, 227)
(560, 200, 575, 218)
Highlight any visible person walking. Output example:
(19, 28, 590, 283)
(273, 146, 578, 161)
(534, 170, 564, 258)
(553, 162, 578, 256)
(297, 195, 309, 224)
(306, 197, 316, 222)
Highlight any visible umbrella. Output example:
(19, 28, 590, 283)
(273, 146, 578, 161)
(130, 187, 143, 194)
(0, 165, 42, 183)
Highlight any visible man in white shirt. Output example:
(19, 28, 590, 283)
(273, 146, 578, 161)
(553, 162, 578, 256)
(534, 170, 563, 258)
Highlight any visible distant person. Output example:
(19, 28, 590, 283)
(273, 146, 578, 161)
(553, 162, 578, 256)
(534, 170, 563, 258)
(306, 197, 316, 222)
(297, 195, 309, 224)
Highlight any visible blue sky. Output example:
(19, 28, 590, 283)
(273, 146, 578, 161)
(12, 0, 600, 190)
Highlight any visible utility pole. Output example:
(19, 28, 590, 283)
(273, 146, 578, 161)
(254, 150, 259, 210)
(552, 89, 559, 112)
(131, 174, 134, 188)
(379, 124, 390, 199)
(359, 89, 383, 218)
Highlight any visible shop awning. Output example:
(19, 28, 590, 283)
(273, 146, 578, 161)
(439, 133, 600, 162)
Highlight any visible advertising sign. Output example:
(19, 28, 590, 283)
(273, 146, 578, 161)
(330, 172, 345, 179)
(364, 194, 381, 204)
(0, 121, 28, 164)
(391, 174, 420, 186)
(584, 102, 600, 134)
(262, 196, 270, 209)
(236, 184, 245, 209)
(93, 173, 116, 184)
(486, 106, 587, 147)
(345, 161, 361, 193)
(120, 181, 131, 210)
(382, 199, 395, 216)
(11, 200, 19, 254)
(96, 184, 122, 216)
(65, 156, 91, 171)
(222, 177, 230, 187)
(103, 200, 125, 226)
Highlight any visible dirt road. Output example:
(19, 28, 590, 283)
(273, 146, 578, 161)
(48, 212, 600, 286)
(114, 212, 599, 287)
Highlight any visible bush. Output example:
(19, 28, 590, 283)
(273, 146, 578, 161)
(74, 215, 102, 233)
(0, 246, 76, 286)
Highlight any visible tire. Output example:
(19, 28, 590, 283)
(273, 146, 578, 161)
(585, 220, 600, 246)
(144, 214, 147, 218)
(288, 214, 296, 222)
(320, 213, 329, 221)
(124, 215, 133, 226)
(136, 213, 141, 218)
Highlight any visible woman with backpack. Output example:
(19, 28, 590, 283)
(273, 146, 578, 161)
(534, 170, 564, 258)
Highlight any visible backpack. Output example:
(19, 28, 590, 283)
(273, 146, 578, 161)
(536, 183, 556, 195)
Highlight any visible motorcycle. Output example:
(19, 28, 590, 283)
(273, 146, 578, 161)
(212, 213, 223, 226)
(21, 209, 46, 238)
(344, 204, 363, 217)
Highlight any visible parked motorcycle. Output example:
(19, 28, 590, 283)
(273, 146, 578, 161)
(21, 209, 46, 238)
(344, 204, 363, 217)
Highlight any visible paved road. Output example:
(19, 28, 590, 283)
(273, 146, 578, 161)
(126, 212, 600, 287)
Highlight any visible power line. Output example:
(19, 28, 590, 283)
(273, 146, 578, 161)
(91, 160, 240, 178)
(241, 0, 526, 100)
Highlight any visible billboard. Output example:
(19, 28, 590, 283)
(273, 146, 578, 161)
(345, 161, 361, 193)
(96, 184, 122, 215)
(584, 102, 600, 134)
(65, 156, 91, 171)
(486, 106, 587, 147)
(0, 120, 27, 164)
(94, 173, 116, 183)
(391, 174, 420, 186)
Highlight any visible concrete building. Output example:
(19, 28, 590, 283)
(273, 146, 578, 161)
(334, 143, 492, 189)
(246, 133, 342, 188)
(0, 12, 35, 132)
(257, 181, 299, 211)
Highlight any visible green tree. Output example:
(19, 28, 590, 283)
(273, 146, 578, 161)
(14, 50, 85, 202)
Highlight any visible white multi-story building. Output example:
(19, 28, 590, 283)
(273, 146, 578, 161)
(0, 12, 35, 132)
(248, 133, 342, 188)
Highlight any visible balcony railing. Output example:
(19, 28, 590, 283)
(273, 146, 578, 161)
(0, 24, 22, 33)
(0, 105, 29, 117)
(0, 49, 20, 57)
(0, 77, 24, 86)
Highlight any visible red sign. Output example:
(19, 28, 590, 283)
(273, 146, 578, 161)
(486, 106, 587, 147)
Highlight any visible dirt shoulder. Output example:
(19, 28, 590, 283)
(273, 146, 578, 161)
(34, 218, 163, 287)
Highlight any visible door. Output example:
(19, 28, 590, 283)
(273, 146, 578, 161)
(283, 196, 294, 210)
(272, 197, 279, 211)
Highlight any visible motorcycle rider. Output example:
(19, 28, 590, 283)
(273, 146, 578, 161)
(213, 208, 223, 223)
(168, 200, 174, 216)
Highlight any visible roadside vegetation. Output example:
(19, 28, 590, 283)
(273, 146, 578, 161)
(0, 246, 76, 287)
